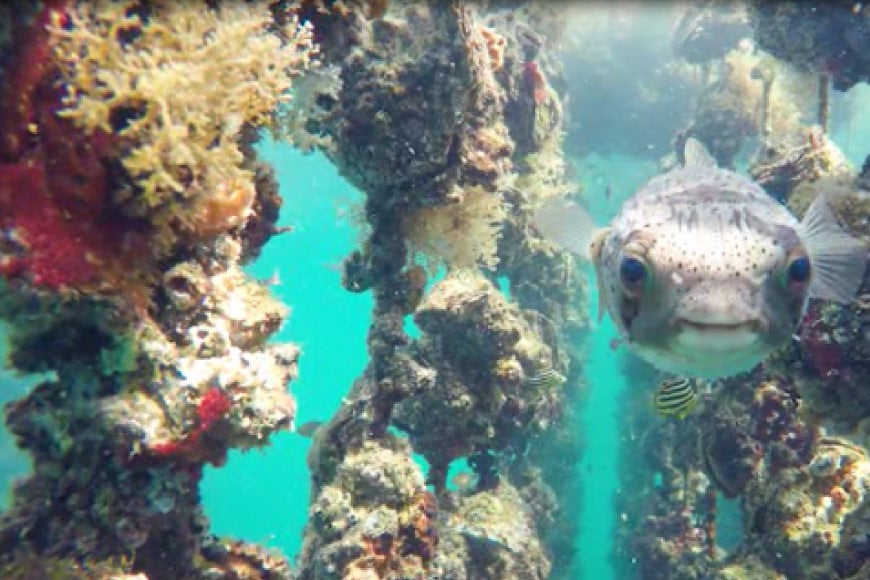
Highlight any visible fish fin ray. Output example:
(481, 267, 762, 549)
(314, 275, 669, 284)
(533, 198, 601, 261)
(800, 194, 867, 304)
(684, 137, 717, 169)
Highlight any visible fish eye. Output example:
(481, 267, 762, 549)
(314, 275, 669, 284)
(784, 251, 811, 288)
(619, 255, 649, 291)
(787, 255, 811, 283)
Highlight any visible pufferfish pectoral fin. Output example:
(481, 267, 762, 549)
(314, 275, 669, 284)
(533, 198, 612, 321)
(533, 197, 603, 261)
(800, 193, 868, 304)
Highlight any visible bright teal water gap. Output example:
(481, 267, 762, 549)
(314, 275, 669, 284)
(575, 280, 624, 580)
(570, 153, 657, 579)
(0, 331, 38, 509)
(202, 140, 371, 557)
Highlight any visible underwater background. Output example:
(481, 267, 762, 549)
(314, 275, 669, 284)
(202, 87, 870, 580)
(2, 1, 870, 579)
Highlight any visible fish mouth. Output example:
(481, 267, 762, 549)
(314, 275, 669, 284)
(676, 318, 761, 333)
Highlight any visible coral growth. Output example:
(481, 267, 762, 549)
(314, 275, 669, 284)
(292, 3, 587, 579)
(742, 437, 870, 577)
(681, 45, 808, 168)
(670, 1, 751, 64)
(436, 482, 551, 579)
(402, 186, 507, 272)
(297, 437, 437, 579)
(0, 2, 308, 577)
(51, 0, 315, 224)
(0, 0, 316, 301)
(751, 126, 853, 200)
(394, 270, 565, 488)
(199, 537, 293, 579)
(0, 235, 298, 578)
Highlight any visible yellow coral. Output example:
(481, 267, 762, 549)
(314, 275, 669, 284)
(403, 186, 506, 273)
(50, 0, 317, 231)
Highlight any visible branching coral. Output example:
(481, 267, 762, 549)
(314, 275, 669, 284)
(50, 0, 317, 232)
(0, 0, 317, 302)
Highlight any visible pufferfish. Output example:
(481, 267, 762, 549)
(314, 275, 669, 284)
(534, 138, 867, 379)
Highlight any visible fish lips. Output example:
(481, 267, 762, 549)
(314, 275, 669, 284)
(673, 317, 766, 354)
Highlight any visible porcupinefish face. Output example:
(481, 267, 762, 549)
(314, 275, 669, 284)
(597, 171, 810, 378)
(534, 138, 866, 380)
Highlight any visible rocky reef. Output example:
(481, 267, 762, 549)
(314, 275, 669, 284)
(0, 1, 314, 577)
(2, 1, 867, 579)
(748, 0, 870, 92)
(292, 2, 588, 578)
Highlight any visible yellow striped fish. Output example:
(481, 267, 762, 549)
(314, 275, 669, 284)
(653, 377, 698, 419)
(525, 367, 566, 390)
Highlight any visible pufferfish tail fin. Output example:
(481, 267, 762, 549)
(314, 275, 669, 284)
(800, 192, 867, 304)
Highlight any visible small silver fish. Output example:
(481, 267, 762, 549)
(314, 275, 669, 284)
(525, 367, 566, 389)
(535, 138, 866, 378)
(295, 421, 323, 438)
(258, 268, 282, 287)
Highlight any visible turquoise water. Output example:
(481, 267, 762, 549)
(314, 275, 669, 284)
(571, 154, 657, 580)
(575, 279, 623, 580)
(201, 142, 372, 554)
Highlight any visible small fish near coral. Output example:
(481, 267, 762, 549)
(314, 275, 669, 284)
(524, 366, 567, 390)
(295, 420, 323, 438)
(535, 138, 867, 379)
(653, 377, 698, 420)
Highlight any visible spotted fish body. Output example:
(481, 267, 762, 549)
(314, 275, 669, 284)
(597, 161, 808, 377)
(535, 139, 867, 379)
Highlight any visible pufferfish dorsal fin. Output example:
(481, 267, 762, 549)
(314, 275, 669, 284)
(683, 137, 717, 169)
